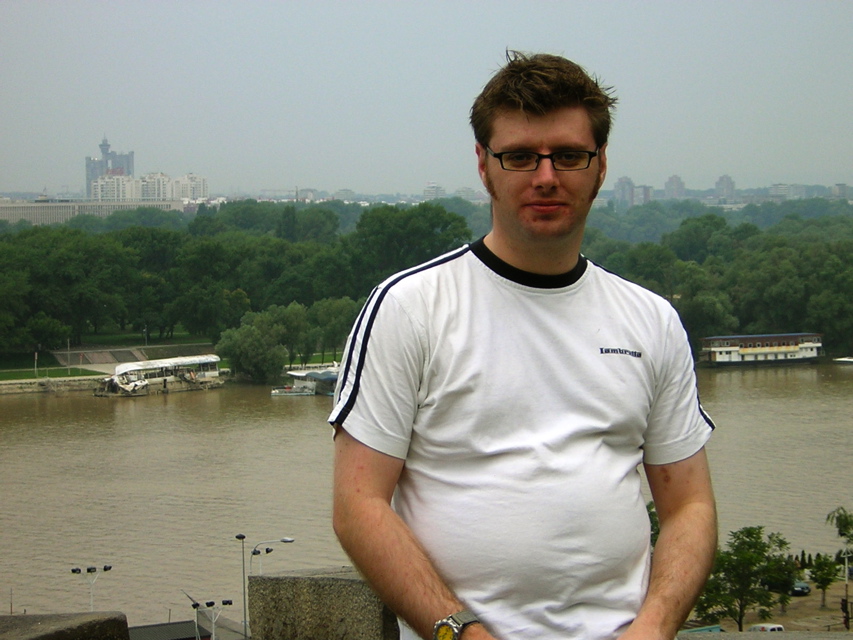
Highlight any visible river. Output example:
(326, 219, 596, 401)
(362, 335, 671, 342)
(1, 363, 851, 626)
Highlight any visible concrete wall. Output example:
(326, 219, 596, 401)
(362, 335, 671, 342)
(0, 612, 129, 640)
(248, 567, 398, 640)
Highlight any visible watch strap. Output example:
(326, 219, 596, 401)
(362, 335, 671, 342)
(449, 610, 479, 627)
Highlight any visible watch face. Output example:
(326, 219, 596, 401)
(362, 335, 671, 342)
(435, 622, 456, 640)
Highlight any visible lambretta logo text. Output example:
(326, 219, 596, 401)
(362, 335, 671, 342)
(599, 347, 642, 358)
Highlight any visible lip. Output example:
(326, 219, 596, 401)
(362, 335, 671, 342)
(525, 200, 566, 212)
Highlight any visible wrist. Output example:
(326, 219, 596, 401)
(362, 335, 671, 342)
(433, 610, 480, 640)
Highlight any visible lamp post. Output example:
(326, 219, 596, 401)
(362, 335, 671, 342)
(235, 534, 248, 640)
(235, 534, 295, 639)
(250, 538, 294, 576)
(70, 565, 112, 612)
(188, 597, 232, 640)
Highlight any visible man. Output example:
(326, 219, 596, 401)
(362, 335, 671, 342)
(331, 51, 717, 640)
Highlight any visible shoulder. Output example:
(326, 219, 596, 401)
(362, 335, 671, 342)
(585, 260, 677, 316)
(371, 243, 476, 307)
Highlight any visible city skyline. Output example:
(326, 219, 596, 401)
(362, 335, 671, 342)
(1, 1, 851, 196)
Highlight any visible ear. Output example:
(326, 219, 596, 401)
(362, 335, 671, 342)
(597, 143, 608, 185)
(476, 143, 489, 188)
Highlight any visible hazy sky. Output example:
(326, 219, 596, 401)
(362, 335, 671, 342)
(2, 0, 851, 197)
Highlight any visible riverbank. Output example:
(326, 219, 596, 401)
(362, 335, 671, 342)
(716, 580, 850, 632)
(0, 343, 216, 395)
(0, 375, 104, 395)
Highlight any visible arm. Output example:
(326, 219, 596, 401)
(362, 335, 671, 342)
(332, 426, 495, 640)
(622, 447, 717, 640)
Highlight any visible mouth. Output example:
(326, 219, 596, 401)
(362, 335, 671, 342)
(525, 201, 566, 214)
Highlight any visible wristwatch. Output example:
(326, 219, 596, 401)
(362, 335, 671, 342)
(433, 609, 480, 640)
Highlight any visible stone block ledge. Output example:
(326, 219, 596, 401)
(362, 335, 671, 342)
(249, 566, 399, 640)
(0, 612, 129, 640)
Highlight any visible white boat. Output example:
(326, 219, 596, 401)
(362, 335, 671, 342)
(832, 356, 853, 364)
(700, 333, 823, 366)
(95, 354, 223, 396)
(283, 364, 339, 396)
(271, 381, 316, 396)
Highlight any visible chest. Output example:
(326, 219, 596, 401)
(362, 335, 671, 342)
(412, 284, 662, 455)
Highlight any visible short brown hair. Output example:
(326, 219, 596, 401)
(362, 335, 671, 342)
(470, 51, 617, 148)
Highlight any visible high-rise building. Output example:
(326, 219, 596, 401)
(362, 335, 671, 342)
(85, 137, 134, 197)
(613, 176, 635, 209)
(141, 173, 172, 200)
(91, 174, 141, 201)
(634, 185, 654, 205)
(664, 175, 685, 199)
(715, 175, 736, 202)
(423, 182, 446, 200)
(90, 172, 208, 202)
(172, 173, 209, 200)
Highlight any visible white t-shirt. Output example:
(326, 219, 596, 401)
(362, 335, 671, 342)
(330, 239, 714, 640)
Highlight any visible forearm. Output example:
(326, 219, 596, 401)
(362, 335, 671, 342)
(334, 494, 463, 638)
(332, 428, 495, 640)
(626, 500, 717, 640)
(629, 450, 718, 640)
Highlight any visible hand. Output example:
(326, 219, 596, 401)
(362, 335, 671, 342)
(460, 623, 499, 640)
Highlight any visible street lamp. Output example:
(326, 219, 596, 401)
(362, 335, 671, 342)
(250, 538, 294, 576)
(235, 534, 295, 639)
(235, 534, 248, 640)
(187, 595, 232, 640)
(70, 564, 112, 612)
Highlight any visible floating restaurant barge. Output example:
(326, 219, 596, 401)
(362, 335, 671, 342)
(94, 354, 224, 396)
(699, 333, 823, 366)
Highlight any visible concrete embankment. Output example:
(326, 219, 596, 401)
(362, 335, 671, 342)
(0, 376, 103, 395)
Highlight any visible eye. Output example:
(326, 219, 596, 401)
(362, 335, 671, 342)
(554, 151, 586, 163)
(503, 152, 537, 167)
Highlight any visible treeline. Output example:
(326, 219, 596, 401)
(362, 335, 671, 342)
(583, 198, 853, 354)
(2, 196, 853, 373)
(0, 200, 472, 359)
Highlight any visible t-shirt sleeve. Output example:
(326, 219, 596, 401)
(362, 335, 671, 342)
(642, 308, 714, 465)
(329, 288, 425, 460)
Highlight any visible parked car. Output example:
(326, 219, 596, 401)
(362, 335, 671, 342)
(749, 624, 785, 632)
(791, 581, 811, 596)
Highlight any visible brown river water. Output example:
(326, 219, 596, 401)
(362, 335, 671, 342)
(1, 363, 852, 626)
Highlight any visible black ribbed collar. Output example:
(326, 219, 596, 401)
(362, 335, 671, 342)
(469, 237, 587, 289)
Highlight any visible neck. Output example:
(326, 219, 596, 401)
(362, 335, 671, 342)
(483, 229, 583, 275)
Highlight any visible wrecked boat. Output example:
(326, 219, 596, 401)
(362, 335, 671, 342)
(94, 355, 223, 397)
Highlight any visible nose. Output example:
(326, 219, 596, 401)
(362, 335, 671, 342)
(531, 156, 560, 189)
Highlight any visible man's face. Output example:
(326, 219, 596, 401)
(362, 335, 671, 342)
(476, 106, 607, 247)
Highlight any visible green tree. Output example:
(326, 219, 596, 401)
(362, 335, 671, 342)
(349, 202, 471, 293)
(761, 538, 798, 614)
(0, 264, 31, 351)
(216, 323, 287, 383)
(309, 297, 360, 362)
(16, 227, 136, 344)
(24, 312, 70, 351)
(827, 506, 853, 546)
(278, 302, 310, 367)
(810, 554, 839, 608)
(662, 213, 729, 264)
(695, 526, 792, 631)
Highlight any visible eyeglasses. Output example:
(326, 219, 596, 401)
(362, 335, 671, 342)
(485, 147, 599, 172)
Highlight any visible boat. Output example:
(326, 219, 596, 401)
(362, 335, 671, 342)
(832, 356, 853, 365)
(699, 333, 823, 366)
(281, 364, 339, 396)
(94, 354, 223, 396)
(271, 381, 316, 396)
